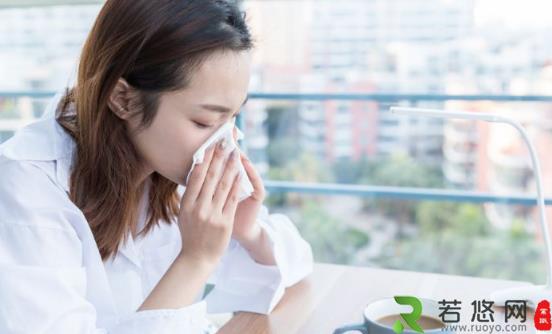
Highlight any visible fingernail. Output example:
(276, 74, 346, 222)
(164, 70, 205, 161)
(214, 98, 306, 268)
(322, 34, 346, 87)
(218, 139, 227, 150)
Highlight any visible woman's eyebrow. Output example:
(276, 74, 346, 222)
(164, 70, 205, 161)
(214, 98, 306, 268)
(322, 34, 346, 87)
(199, 96, 248, 114)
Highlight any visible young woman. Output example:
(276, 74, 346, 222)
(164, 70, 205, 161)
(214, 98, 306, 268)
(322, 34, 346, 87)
(0, 1, 313, 333)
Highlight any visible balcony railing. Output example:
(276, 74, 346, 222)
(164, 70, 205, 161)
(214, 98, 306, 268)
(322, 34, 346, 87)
(1, 90, 552, 207)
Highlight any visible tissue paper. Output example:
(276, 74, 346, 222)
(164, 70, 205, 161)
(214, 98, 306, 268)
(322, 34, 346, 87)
(185, 121, 254, 202)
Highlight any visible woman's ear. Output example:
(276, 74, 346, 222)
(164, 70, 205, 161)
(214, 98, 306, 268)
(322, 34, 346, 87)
(108, 78, 133, 120)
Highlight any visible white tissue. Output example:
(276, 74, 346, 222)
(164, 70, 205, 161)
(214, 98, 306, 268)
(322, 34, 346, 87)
(185, 121, 254, 202)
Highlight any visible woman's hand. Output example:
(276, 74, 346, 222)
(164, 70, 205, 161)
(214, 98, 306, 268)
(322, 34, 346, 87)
(140, 140, 242, 312)
(231, 150, 277, 266)
(231, 150, 266, 247)
(177, 139, 242, 268)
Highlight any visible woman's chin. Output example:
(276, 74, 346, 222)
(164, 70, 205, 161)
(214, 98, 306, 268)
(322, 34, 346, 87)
(152, 171, 187, 187)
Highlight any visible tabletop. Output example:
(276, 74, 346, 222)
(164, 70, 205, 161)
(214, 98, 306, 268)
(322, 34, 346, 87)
(217, 262, 536, 334)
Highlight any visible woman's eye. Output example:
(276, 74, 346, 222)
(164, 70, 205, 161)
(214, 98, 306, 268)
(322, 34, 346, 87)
(193, 121, 213, 129)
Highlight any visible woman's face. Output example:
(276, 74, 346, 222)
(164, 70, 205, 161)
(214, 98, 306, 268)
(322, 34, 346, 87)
(127, 50, 251, 185)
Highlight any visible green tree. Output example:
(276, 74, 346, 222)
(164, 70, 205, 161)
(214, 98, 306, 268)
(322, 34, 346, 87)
(373, 202, 544, 284)
(360, 154, 444, 237)
(295, 200, 370, 264)
(266, 137, 300, 168)
(266, 152, 334, 207)
(332, 157, 375, 184)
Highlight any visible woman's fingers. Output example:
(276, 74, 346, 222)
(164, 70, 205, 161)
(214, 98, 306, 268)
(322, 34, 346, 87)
(181, 143, 216, 208)
(212, 149, 240, 212)
(240, 153, 266, 199)
(222, 171, 241, 217)
(196, 139, 228, 205)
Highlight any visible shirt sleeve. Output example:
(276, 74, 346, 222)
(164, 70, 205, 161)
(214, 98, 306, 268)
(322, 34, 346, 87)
(204, 205, 314, 314)
(0, 160, 210, 334)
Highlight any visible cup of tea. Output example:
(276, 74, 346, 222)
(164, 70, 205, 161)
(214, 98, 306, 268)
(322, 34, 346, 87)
(333, 298, 452, 334)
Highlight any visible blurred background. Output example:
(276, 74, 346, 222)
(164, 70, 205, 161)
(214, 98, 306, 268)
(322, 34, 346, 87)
(1, 0, 551, 284)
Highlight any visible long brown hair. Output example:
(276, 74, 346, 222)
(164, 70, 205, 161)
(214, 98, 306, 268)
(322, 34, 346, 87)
(56, 0, 253, 261)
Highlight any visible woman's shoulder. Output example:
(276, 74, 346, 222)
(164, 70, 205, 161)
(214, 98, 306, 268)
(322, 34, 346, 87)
(0, 157, 82, 232)
(0, 155, 59, 195)
(0, 149, 54, 174)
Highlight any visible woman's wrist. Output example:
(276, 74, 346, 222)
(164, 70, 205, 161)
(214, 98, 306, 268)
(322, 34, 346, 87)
(236, 225, 277, 266)
(235, 224, 263, 251)
(176, 251, 218, 275)
(139, 251, 215, 311)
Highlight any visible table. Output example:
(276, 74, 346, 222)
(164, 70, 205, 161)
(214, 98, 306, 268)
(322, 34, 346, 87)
(217, 263, 536, 333)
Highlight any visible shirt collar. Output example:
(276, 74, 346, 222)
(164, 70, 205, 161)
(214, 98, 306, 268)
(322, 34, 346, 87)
(0, 91, 75, 192)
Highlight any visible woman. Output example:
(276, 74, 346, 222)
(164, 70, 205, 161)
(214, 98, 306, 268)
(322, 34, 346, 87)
(0, 1, 313, 333)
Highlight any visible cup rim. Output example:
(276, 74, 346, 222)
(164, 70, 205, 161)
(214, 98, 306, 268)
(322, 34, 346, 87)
(363, 297, 445, 333)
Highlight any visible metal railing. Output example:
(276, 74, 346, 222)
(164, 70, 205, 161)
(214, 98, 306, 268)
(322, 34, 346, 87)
(2, 90, 552, 206)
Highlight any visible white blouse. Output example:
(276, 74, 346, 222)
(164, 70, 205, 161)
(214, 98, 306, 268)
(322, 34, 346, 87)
(0, 92, 314, 333)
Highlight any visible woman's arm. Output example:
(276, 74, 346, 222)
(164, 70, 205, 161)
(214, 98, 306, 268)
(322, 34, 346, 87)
(204, 204, 314, 315)
(0, 160, 210, 334)
(138, 253, 215, 311)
